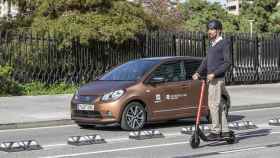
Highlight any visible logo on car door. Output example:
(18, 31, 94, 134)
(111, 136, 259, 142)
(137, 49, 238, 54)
(154, 94, 161, 103)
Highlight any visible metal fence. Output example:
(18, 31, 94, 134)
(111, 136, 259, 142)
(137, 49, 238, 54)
(0, 30, 280, 85)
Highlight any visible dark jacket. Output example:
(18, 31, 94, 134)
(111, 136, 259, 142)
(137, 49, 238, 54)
(197, 38, 232, 78)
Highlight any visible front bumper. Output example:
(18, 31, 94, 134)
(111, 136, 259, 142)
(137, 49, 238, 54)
(72, 116, 118, 125)
(70, 99, 123, 125)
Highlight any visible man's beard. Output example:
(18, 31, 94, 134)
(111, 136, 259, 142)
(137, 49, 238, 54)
(208, 34, 216, 41)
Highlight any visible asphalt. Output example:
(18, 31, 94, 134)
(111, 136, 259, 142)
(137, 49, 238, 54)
(0, 83, 280, 130)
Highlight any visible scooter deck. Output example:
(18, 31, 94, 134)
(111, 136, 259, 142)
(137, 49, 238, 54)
(197, 127, 235, 142)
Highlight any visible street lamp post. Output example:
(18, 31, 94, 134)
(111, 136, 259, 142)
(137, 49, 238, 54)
(248, 19, 254, 37)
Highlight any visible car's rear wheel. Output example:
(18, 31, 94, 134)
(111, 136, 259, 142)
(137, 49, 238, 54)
(121, 102, 146, 131)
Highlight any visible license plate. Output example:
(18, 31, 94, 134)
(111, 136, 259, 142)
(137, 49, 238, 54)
(77, 104, 94, 111)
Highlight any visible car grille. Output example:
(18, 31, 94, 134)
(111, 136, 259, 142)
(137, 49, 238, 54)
(72, 110, 102, 118)
(78, 95, 98, 102)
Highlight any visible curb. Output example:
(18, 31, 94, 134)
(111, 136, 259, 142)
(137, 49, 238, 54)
(0, 119, 74, 130)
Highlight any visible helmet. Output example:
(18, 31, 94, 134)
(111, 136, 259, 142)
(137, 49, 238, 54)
(207, 19, 223, 30)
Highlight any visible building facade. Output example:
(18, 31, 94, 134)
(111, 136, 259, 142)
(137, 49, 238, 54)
(0, 0, 18, 18)
(226, 0, 256, 15)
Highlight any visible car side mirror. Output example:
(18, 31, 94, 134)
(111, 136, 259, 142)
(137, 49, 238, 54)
(149, 77, 165, 84)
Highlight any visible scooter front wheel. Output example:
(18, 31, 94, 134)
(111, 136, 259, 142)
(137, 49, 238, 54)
(190, 134, 200, 148)
(226, 132, 236, 144)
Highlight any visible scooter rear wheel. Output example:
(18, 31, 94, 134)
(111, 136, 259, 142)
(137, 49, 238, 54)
(190, 134, 200, 148)
(226, 132, 236, 144)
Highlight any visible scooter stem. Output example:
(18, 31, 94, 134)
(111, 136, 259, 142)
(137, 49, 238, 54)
(195, 80, 206, 126)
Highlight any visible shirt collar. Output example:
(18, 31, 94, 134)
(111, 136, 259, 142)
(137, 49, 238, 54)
(211, 36, 223, 47)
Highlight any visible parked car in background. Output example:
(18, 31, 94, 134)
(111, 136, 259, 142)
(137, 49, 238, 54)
(71, 56, 230, 130)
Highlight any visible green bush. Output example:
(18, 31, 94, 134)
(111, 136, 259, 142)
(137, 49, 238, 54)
(0, 65, 24, 96)
(21, 82, 77, 96)
(0, 65, 77, 96)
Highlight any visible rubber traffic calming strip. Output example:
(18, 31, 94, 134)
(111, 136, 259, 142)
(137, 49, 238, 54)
(0, 140, 42, 152)
(129, 130, 164, 140)
(67, 134, 106, 146)
(269, 118, 280, 126)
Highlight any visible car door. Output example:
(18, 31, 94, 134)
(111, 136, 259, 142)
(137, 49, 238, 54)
(183, 59, 208, 117)
(145, 60, 192, 120)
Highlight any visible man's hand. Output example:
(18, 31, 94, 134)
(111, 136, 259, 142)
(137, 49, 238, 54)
(207, 73, 215, 81)
(192, 73, 200, 80)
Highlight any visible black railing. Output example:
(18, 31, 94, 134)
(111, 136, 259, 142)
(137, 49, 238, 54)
(0, 31, 280, 85)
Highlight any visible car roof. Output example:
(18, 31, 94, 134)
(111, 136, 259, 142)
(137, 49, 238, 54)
(138, 56, 203, 62)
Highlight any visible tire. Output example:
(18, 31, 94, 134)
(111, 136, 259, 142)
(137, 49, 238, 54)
(226, 131, 236, 144)
(121, 102, 146, 131)
(222, 96, 230, 119)
(224, 105, 229, 119)
(190, 134, 200, 149)
(77, 124, 95, 129)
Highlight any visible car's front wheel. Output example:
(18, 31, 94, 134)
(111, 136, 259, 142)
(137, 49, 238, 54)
(77, 123, 95, 129)
(121, 102, 146, 131)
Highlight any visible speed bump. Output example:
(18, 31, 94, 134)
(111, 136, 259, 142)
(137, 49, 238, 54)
(129, 130, 164, 140)
(181, 124, 210, 135)
(269, 118, 280, 126)
(228, 121, 257, 130)
(0, 140, 42, 152)
(68, 134, 106, 146)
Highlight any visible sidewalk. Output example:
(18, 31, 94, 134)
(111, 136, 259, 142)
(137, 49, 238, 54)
(1, 83, 280, 130)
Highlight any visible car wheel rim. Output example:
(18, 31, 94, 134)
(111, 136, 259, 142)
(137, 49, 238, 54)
(126, 105, 144, 129)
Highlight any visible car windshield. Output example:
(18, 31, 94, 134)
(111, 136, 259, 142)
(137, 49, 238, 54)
(100, 60, 159, 81)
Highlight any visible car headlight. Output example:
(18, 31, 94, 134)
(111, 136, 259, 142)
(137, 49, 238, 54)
(101, 90, 125, 102)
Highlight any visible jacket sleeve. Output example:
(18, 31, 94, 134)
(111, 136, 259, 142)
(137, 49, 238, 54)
(213, 39, 232, 77)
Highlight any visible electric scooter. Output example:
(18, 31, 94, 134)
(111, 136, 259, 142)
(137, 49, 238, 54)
(190, 80, 235, 149)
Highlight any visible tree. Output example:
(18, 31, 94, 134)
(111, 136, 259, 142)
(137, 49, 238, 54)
(0, 0, 41, 30)
(269, 5, 280, 33)
(139, 0, 184, 31)
(181, 0, 238, 32)
(25, 0, 148, 45)
(239, 0, 279, 33)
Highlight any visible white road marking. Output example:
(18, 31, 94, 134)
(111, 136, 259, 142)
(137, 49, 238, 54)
(106, 137, 129, 142)
(0, 124, 76, 133)
(43, 144, 68, 148)
(231, 106, 280, 113)
(39, 141, 188, 158)
(219, 146, 266, 154)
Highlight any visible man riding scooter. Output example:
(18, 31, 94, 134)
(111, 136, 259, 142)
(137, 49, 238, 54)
(192, 19, 233, 140)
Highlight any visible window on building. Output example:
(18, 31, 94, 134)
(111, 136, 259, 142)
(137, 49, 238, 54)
(228, 5, 237, 10)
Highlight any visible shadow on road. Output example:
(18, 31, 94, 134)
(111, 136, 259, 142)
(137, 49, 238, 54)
(198, 129, 271, 148)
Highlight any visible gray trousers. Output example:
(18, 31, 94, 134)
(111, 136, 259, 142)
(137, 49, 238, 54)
(208, 78, 229, 133)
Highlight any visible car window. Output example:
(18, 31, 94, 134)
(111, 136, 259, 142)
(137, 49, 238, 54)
(100, 60, 159, 81)
(151, 61, 186, 82)
(184, 60, 202, 80)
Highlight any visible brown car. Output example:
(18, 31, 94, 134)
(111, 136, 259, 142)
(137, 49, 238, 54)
(71, 56, 230, 130)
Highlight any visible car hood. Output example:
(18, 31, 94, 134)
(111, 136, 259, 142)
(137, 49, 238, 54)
(78, 80, 137, 96)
